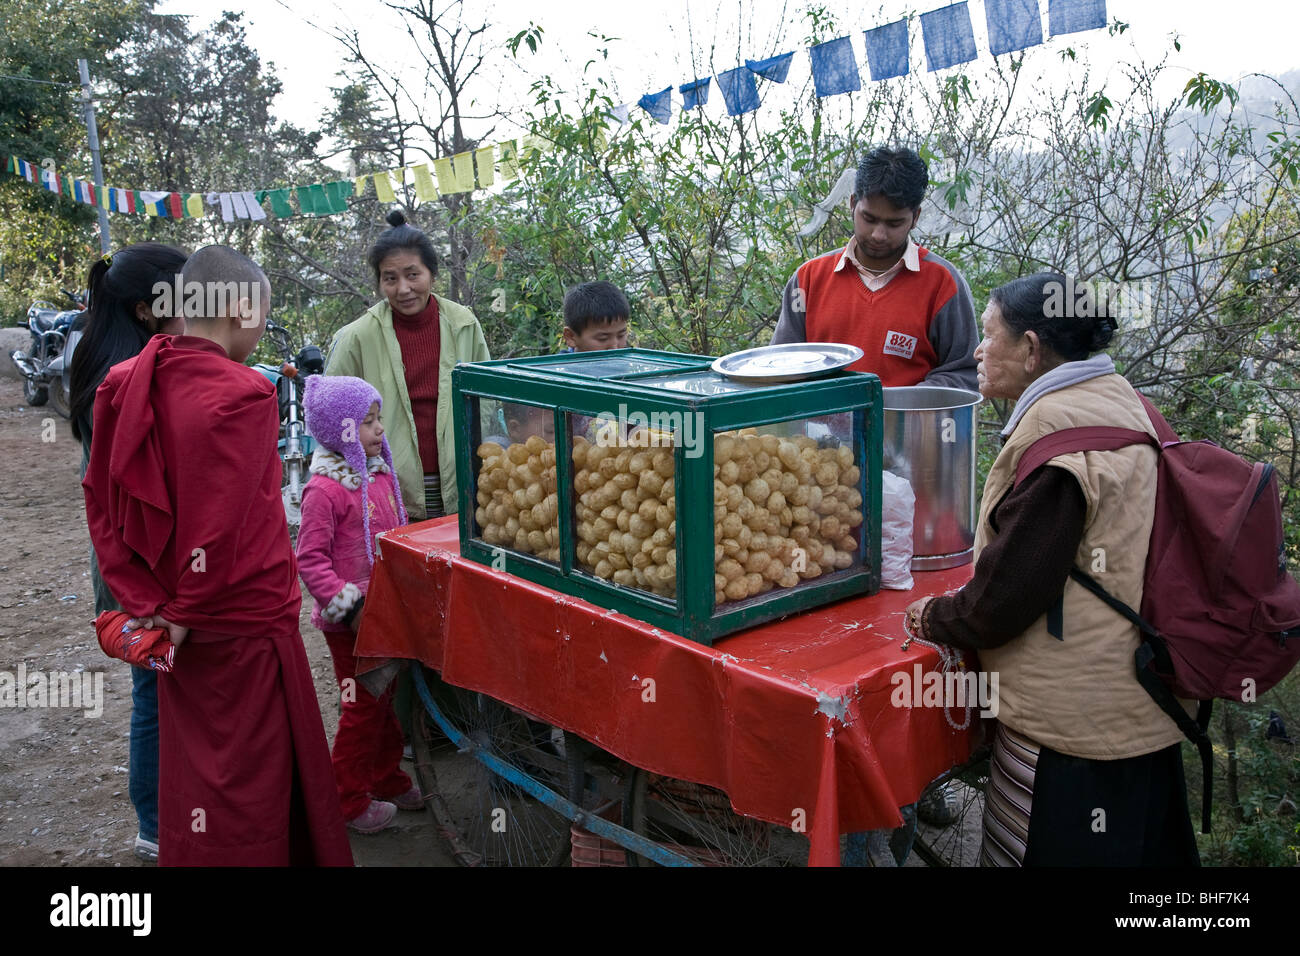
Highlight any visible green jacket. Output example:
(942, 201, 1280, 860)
(326, 294, 490, 518)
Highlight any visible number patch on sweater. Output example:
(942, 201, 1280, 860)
(882, 330, 918, 359)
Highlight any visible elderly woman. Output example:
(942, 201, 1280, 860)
(327, 210, 491, 519)
(905, 273, 1199, 867)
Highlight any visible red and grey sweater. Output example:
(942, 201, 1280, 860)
(771, 244, 979, 389)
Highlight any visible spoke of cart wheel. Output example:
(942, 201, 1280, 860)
(910, 753, 991, 867)
(410, 677, 570, 866)
(623, 769, 809, 866)
(410, 666, 700, 867)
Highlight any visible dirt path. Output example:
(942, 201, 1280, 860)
(0, 376, 449, 866)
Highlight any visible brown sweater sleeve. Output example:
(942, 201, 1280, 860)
(923, 465, 1087, 651)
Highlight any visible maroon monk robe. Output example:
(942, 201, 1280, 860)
(82, 334, 353, 867)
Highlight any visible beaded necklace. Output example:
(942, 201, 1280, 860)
(901, 615, 972, 730)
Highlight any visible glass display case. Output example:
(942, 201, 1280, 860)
(453, 349, 883, 645)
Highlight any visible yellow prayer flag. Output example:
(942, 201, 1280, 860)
(497, 141, 518, 181)
(433, 157, 457, 194)
(185, 193, 204, 217)
(452, 151, 476, 193)
(473, 147, 495, 188)
(412, 164, 438, 201)
(373, 170, 396, 203)
(521, 133, 549, 159)
(354, 174, 369, 197)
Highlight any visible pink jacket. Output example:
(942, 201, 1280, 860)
(296, 451, 404, 633)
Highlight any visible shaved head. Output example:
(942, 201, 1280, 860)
(181, 245, 269, 320)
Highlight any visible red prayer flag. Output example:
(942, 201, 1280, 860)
(167, 192, 183, 218)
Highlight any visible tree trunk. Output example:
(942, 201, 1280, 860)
(1222, 705, 1244, 825)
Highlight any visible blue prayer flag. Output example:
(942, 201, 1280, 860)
(1048, 0, 1107, 36)
(638, 87, 673, 125)
(716, 67, 761, 116)
(862, 19, 910, 81)
(920, 2, 978, 72)
(808, 36, 861, 98)
(986, 0, 1043, 55)
(745, 52, 794, 83)
(680, 77, 710, 111)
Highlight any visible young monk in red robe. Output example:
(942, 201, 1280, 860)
(82, 245, 353, 866)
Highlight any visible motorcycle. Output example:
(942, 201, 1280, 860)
(254, 321, 324, 528)
(10, 289, 87, 416)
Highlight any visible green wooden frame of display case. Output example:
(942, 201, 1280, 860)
(452, 348, 884, 645)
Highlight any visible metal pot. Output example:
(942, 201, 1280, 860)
(882, 386, 982, 570)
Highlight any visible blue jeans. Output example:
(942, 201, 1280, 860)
(129, 666, 159, 843)
(842, 803, 917, 866)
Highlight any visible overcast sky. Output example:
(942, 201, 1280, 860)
(151, 0, 1299, 155)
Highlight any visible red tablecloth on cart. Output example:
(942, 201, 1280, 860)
(357, 516, 978, 866)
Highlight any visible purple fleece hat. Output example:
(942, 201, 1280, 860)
(303, 375, 407, 564)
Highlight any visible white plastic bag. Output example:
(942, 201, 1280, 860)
(880, 470, 916, 590)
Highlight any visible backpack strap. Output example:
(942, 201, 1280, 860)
(1070, 568, 1215, 834)
(1136, 392, 1181, 444)
(1014, 426, 1156, 488)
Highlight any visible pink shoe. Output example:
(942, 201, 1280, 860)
(347, 800, 398, 834)
(390, 784, 424, 811)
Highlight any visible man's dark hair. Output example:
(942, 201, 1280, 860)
(563, 281, 630, 333)
(367, 210, 439, 282)
(181, 245, 269, 319)
(991, 272, 1117, 362)
(854, 146, 929, 210)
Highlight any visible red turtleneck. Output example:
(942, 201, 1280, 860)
(390, 296, 441, 475)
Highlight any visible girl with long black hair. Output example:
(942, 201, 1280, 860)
(69, 242, 187, 863)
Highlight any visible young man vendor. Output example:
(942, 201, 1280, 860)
(771, 146, 978, 392)
(774, 147, 975, 852)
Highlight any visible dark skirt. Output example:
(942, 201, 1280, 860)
(983, 723, 1200, 867)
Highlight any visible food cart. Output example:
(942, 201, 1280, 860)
(355, 348, 987, 866)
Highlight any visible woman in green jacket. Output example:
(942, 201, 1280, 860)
(327, 211, 491, 518)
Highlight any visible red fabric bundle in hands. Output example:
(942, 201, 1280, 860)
(95, 610, 176, 672)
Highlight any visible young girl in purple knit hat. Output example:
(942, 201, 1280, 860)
(297, 374, 420, 834)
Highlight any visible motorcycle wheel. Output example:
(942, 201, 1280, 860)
(282, 458, 304, 530)
(49, 380, 71, 419)
(282, 484, 302, 529)
(23, 378, 48, 407)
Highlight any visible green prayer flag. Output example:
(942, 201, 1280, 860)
(323, 179, 354, 213)
(295, 185, 321, 215)
(266, 188, 294, 218)
(307, 183, 329, 215)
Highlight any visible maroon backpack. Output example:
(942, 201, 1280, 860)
(1015, 393, 1300, 831)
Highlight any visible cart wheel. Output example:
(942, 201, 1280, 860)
(910, 752, 991, 867)
(621, 769, 807, 866)
(409, 669, 571, 867)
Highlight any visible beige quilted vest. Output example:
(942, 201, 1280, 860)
(975, 373, 1189, 758)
